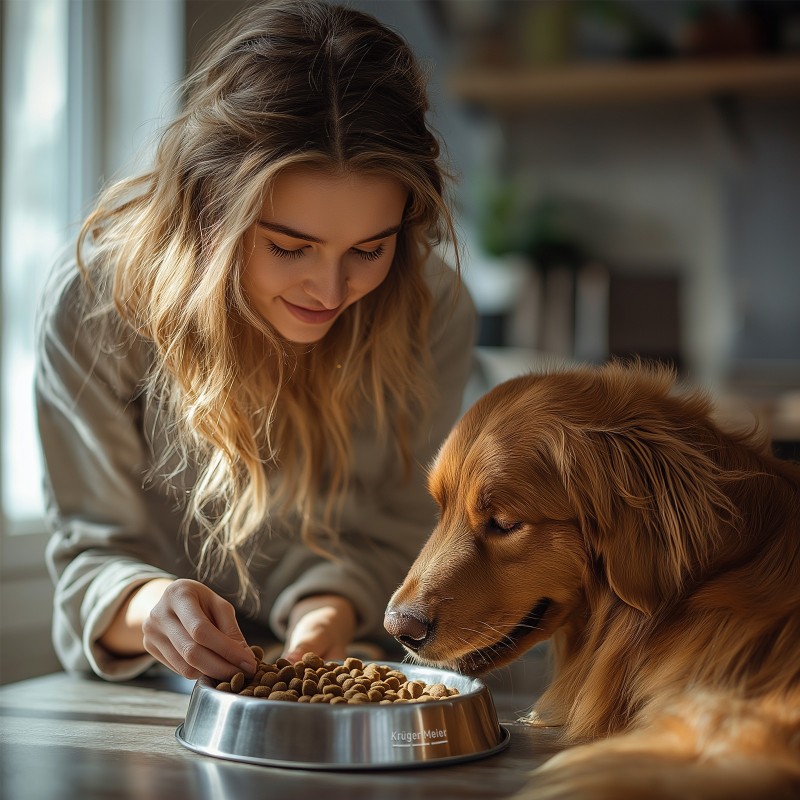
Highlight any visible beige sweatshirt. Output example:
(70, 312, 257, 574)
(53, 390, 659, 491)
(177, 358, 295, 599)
(36, 254, 475, 680)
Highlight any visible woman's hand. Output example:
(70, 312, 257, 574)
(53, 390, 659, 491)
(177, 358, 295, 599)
(141, 579, 257, 680)
(283, 594, 357, 663)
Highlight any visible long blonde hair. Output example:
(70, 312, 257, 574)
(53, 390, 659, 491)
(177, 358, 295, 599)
(76, 0, 458, 601)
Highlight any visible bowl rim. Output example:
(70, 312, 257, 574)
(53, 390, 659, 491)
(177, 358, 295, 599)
(194, 659, 488, 710)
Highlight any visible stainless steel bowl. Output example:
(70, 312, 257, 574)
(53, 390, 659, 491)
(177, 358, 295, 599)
(176, 661, 510, 770)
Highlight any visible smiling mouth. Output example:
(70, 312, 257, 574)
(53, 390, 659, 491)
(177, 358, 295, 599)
(460, 597, 552, 674)
(281, 298, 341, 324)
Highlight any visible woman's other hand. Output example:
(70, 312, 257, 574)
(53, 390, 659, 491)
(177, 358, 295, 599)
(140, 578, 257, 679)
(283, 594, 356, 663)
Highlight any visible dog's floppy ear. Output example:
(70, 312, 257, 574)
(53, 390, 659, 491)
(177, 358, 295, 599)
(551, 422, 735, 615)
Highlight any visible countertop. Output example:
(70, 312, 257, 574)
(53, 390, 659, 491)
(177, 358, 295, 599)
(0, 649, 563, 800)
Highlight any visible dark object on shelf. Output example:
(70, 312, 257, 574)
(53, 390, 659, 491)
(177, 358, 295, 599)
(773, 440, 800, 463)
(608, 272, 683, 372)
(477, 313, 507, 348)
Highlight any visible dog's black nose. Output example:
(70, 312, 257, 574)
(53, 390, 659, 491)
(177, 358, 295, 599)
(383, 607, 433, 651)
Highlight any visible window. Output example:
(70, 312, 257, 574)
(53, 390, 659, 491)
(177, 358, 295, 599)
(1, 0, 183, 557)
(1, 0, 70, 528)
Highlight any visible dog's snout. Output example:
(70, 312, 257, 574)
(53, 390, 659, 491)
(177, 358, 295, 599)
(383, 606, 433, 651)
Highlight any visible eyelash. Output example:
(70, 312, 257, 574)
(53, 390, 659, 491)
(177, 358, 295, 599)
(267, 243, 386, 262)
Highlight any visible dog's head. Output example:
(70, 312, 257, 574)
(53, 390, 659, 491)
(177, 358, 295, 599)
(385, 363, 740, 674)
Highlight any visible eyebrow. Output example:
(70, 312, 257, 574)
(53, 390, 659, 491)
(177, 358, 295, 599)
(257, 220, 402, 246)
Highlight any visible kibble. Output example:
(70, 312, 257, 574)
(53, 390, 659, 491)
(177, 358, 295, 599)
(209, 651, 461, 705)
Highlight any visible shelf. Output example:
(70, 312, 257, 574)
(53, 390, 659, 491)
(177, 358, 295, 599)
(449, 56, 800, 109)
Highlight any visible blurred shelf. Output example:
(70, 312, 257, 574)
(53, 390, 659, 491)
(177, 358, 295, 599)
(449, 56, 800, 109)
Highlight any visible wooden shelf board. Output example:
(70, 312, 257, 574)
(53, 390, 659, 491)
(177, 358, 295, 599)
(449, 57, 800, 108)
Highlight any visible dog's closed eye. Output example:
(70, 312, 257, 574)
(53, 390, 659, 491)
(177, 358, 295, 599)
(486, 517, 522, 534)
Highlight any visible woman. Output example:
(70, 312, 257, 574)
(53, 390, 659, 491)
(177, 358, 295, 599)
(36, 0, 475, 682)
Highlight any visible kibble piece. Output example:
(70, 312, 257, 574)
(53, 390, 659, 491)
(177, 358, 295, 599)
(239, 687, 255, 696)
(276, 665, 296, 683)
(301, 679, 317, 697)
(329, 696, 347, 704)
(254, 685, 271, 698)
(230, 672, 245, 693)
(384, 676, 400, 691)
(271, 681, 288, 693)
(302, 652, 325, 670)
(268, 690, 297, 702)
(250, 645, 264, 661)
(367, 688, 383, 702)
(275, 658, 292, 669)
(343, 657, 363, 671)
(260, 671, 278, 688)
(429, 683, 448, 699)
(288, 677, 303, 692)
(405, 681, 424, 699)
(309, 694, 327, 703)
(216, 682, 232, 692)
(322, 684, 344, 697)
(298, 695, 312, 703)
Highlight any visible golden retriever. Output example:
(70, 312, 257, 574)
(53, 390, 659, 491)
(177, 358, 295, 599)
(385, 362, 800, 799)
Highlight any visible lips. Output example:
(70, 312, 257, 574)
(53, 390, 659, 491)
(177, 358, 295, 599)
(460, 597, 553, 674)
(281, 298, 341, 325)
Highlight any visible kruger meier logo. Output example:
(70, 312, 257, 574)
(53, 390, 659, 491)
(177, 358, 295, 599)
(391, 728, 449, 747)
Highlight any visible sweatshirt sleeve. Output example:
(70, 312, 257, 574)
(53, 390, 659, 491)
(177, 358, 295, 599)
(36, 266, 176, 680)
(269, 257, 477, 640)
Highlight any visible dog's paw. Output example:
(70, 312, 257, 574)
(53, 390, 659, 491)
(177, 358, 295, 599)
(519, 709, 562, 728)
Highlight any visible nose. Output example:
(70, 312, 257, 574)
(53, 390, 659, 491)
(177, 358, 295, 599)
(383, 605, 433, 652)
(303, 259, 348, 309)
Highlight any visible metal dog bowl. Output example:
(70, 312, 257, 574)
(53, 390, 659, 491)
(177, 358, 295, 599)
(176, 661, 510, 770)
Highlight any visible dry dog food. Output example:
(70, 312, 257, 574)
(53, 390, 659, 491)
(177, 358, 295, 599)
(211, 647, 460, 704)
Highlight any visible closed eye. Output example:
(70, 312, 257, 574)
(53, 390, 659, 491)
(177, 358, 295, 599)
(353, 243, 385, 262)
(486, 517, 522, 534)
(268, 242, 305, 259)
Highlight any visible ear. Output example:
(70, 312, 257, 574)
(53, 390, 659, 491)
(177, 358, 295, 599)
(550, 423, 735, 615)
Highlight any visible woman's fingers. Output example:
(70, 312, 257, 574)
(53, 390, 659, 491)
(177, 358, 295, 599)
(284, 637, 346, 664)
(202, 590, 257, 672)
(143, 579, 255, 679)
(143, 632, 203, 680)
(283, 596, 356, 662)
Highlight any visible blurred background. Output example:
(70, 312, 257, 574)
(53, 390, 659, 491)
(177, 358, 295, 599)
(2, 0, 799, 683)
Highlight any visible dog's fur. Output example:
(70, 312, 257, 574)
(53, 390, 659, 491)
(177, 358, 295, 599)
(386, 363, 800, 799)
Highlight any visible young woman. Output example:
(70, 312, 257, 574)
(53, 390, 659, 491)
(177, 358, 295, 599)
(36, 0, 475, 682)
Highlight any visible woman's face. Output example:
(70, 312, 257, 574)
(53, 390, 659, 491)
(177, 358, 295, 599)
(241, 166, 408, 344)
